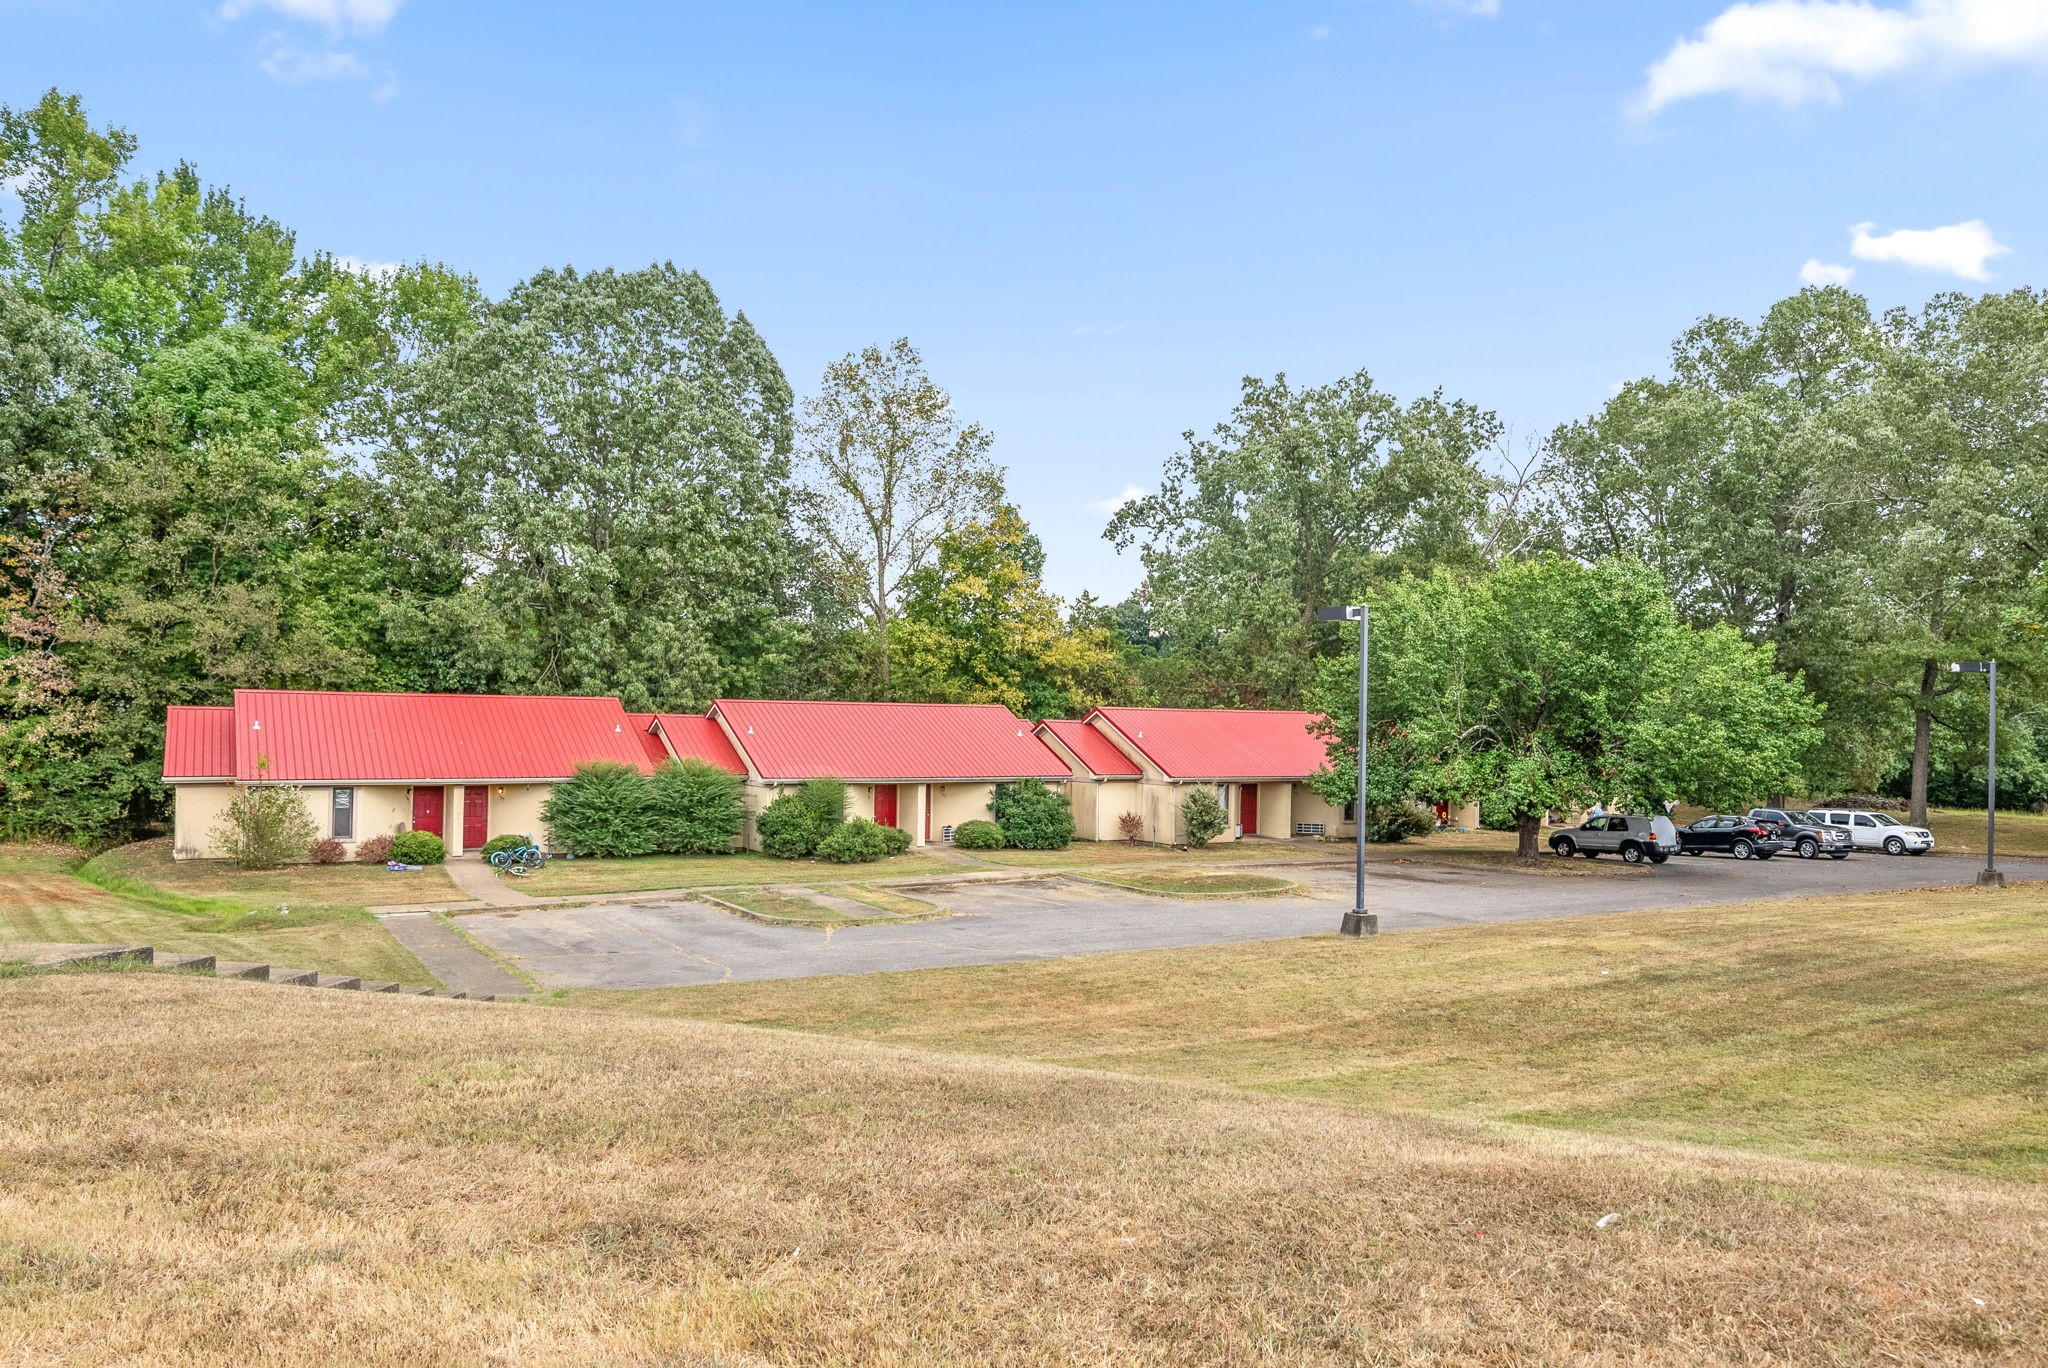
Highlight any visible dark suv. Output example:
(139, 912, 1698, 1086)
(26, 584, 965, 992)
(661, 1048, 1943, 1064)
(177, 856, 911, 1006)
(1678, 815, 1792, 860)
(1747, 808, 1853, 861)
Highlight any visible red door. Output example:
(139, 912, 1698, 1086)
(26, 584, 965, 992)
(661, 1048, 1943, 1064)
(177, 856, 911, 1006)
(1240, 784, 1259, 836)
(411, 785, 444, 838)
(463, 787, 489, 850)
(873, 784, 898, 829)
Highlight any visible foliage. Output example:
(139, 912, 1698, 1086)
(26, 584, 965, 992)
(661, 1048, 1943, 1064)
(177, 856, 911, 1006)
(816, 817, 895, 863)
(308, 836, 345, 864)
(991, 777, 1074, 849)
(541, 761, 655, 858)
(353, 833, 392, 864)
(950, 819, 1004, 850)
(756, 793, 818, 859)
(388, 829, 444, 865)
(208, 784, 316, 869)
(1180, 789, 1226, 848)
(647, 759, 746, 855)
(878, 823, 913, 855)
(1116, 811, 1145, 842)
(479, 834, 528, 861)
(795, 338, 1003, 692)
(1364, 802, 1433, 844)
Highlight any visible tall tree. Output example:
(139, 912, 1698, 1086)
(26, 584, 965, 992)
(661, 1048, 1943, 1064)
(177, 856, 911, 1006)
(794, 338, 1002, 692)
(1107, 369, 1501, 707)
(374, 263, 801, 710)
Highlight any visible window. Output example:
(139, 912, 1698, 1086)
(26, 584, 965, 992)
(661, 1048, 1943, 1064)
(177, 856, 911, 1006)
(1854, 814, 1877, 827)
(1342, 802, 1356, 822)
(332, 787, 355, 840)
(1606, 817, 1631, 832)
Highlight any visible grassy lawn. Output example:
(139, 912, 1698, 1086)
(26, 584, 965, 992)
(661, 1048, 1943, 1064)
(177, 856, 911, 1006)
(85, 838, 461, 904)
(708, 886, 848, 922)
(514, 848, 960, 896)
(0, 844, 436, 985)
(1077, 868, 1298, 896)
(968, 838, 1344, 869)
(3, 972, 2041, 1364)
(819, 883, 942, 917)
(594, 881, 2048, 1182)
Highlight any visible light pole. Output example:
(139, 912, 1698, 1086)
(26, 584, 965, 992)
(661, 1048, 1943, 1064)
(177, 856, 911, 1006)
(1949, 659, 2001, 888)
(1317, 605, 1376, 936)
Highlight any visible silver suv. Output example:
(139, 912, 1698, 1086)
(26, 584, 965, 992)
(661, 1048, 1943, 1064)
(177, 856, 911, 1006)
(1549, 814, 1682, 864)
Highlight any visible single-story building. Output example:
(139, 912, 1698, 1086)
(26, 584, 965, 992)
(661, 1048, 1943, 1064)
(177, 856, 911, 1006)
(165, 689, 656, 860)
(1032, 717, 1144, 842)
(703, 698, 1071, 850)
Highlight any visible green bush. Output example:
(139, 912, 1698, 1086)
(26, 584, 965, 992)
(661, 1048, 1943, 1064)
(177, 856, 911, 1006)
(210, 784, 318, 870)
(816, 817, 893, 863)
(796, 778, 847, 836)
(878, 824, 912, 856)
(992, 778, 1074, 850)
(648, 759, 747, 855)
(1365, 802, 1433, 844)
(390, 829, 446, 865)
(756, 792, 817, 858)
(952, 819, 1004, 850)
(541, 760, 654, 857)
(478, 834, 528, 861)
(1181, 788, 1226, 848)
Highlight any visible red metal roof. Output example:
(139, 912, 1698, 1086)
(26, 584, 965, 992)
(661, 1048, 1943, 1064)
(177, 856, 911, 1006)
(624, 713, 673, 767)
(652, 713, 748, 775)
(710, 699, 1069, 782)
(164, 705, 235, 779)
(1084, 706, 1332, 780)
(230, 689, 655, 783)
(1035, 719, 1141, 777)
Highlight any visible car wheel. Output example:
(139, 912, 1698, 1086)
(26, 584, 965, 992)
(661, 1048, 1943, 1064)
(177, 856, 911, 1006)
(1828, 852, 1848, 860)
(1797, 839, 1819, 860)
(1756, 852, 1775, 860)
(1731, 839, 1754, 860)
(1551, 837, 1574, 858)
(1884, 836, 1905, 856)
(1907, 848, 1927, 857)
(1620, 842, 1644, 864)
(1648, 851, 1669, 864)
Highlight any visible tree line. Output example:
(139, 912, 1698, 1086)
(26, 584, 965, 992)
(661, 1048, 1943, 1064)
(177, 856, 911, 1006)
(5, 89, 2044, 843)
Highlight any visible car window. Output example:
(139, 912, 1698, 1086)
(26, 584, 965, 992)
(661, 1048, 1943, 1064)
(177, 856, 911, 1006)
(1822, 812, 1847, 825)
(1606, 817, 1631, 832)
(1854, 814, 1877, 827)
(1786, 811, 1817, 824)
(1870, 813, 1900, 827)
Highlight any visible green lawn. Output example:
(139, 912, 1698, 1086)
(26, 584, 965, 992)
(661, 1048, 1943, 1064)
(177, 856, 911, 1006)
(513, 848, 961, 896)
(86, 838, 461, 904)
(1, 843, 437, 985)
(585, 880, 2048, 1181)
(1077, 868, 1298, 896)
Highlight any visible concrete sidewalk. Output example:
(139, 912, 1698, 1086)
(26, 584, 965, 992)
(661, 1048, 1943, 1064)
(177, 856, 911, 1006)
(377, 911, 530, 997)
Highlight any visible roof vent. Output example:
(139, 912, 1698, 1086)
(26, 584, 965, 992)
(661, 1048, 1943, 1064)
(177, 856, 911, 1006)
(747, 726, 755, 735)
(251, 720, 261, 730)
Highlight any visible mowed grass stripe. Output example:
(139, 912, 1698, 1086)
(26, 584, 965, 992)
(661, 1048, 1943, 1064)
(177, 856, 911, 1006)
(589, 882, 2048, 1180)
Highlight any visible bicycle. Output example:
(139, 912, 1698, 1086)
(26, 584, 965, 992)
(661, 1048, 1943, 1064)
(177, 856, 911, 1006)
(489, 839, 548, 876)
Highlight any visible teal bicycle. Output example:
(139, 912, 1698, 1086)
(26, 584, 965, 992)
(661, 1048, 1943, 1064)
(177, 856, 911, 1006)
(489, 838, 548, 876)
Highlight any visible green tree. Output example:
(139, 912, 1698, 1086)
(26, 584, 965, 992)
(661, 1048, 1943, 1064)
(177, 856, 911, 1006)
(990, 777, 1074, 849)
(210, 781, 318, 870)
(647, 758, 747, 855)
(1180, 788, 1226, 848)
(1108, 369, 1503, 706)
(541, 761, 654, 858)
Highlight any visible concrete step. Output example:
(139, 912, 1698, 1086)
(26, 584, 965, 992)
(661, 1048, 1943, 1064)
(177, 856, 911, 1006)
(214, 961, 270, 980)
(358, 980, 399, 993)
(439, 990, 469, 1000)
(0, 941, 152, 969)
(400, 986, 435, 995)
(315, 974, 362, 991)
(269, 967, 318, 987)
(154, 952, 217, 973)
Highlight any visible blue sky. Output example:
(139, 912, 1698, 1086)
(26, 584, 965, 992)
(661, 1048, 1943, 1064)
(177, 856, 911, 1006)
(7, 0, 2047, 598)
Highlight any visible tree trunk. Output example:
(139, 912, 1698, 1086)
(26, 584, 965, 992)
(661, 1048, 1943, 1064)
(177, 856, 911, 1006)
(1515, 811, 1542, 859)
(1909, 658, 1935, 827)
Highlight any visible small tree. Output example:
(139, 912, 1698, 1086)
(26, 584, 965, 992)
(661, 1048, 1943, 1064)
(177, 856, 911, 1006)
(211, 784, 317, 869)
(992, 778, 1074, 849)
(648, 759, 747, 855)
(758, 791, 819, 858)
(1181, 789, 1226, 848)
(1115, 811, 1145, 843)
(795, 778, 848, 839)
(541, 761, 654, 857)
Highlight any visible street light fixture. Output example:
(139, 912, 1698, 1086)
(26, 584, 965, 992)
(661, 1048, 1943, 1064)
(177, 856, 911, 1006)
(1949, 660, 2002, 888)
(1317, 605, 1376, 936)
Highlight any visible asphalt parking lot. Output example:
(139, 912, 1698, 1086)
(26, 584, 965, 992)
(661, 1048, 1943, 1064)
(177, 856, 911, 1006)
(456, 848, 2011, 990)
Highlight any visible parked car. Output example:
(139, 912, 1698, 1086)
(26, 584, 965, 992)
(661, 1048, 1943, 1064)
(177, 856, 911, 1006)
(1678, 815, 1793, 860)
(1548, 814, 1681, 864)
(1746, 808, 1854, 860)
(1809, 808, 1935, 855)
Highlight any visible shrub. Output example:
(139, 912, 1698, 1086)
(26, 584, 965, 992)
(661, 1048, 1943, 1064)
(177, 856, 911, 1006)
(1365, 802, 1433, 844)
(796, 778, 847, 836)
(478, 834, 528, 861)
(1116, 811, 1146, 843)
(992, 778, 1074, 850)
(879, 824, 912, 855)
(648, 759, 747, 855)
(354, 833, 393, 864)
(389, 829, 446, 865)
(757, 793, 818, 858)
(210, 784, 318, 870)
(308, 837, 345, 864)
(817, 817, 893, 863)
(952, 819, 1004, 850)
(1181, 789, 1226, 848)
(542, 761, 654, 857)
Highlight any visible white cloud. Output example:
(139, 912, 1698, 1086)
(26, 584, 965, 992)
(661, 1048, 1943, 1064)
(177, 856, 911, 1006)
(1849, 219, 2010, 279)
(373, 69, 400, 102)
(259, 45, 369, 83)
(1800, 257, 1857, 285)
(1637, 0, 2048, 114)
(333, 254, 401, 280)
(221, 0, 403, 34)
(1092, 484, 1148, 514)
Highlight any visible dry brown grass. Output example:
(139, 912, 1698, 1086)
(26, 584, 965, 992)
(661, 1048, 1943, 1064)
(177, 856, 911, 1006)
(2, 973, 2043, 1365)
(1077, 868, 1299, 896)
(514, 847, 961, 896)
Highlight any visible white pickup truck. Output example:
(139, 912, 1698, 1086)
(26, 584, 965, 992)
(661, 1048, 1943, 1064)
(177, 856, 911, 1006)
(1810, 808, 1934, 856)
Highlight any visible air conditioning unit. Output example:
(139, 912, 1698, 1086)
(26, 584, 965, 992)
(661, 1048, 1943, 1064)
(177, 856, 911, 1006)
(1294, 822, 1326, 837)
(942, 824, 956, 843)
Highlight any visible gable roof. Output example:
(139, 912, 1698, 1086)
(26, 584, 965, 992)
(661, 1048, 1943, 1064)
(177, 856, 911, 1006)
(709, 698, 1069, 782)
(1084, 706, 1332, 781)
(164, 705, 235, 780)
(623, 713, 675, 768)
(651, 713, 748, 775)
(1035, 718, 1141, 777)
(225, 689, 655, 783)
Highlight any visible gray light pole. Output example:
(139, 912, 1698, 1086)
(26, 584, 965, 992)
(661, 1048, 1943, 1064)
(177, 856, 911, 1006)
(1317, 605, 1376, 936)
(1950, 659, 2001, 888)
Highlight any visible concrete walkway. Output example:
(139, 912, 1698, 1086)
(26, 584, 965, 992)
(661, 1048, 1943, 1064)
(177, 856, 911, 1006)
(376, 911, 531, 997)
(439, 858, 536, 906)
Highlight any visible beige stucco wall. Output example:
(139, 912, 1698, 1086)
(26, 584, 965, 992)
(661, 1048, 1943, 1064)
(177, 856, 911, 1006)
(928, 782, 997, 840)
(1290, 783, 1356, 839)
(1072, 779, 1145, 842)
(172, 781, 426, 860)
(1251, 781, 1294, 839)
